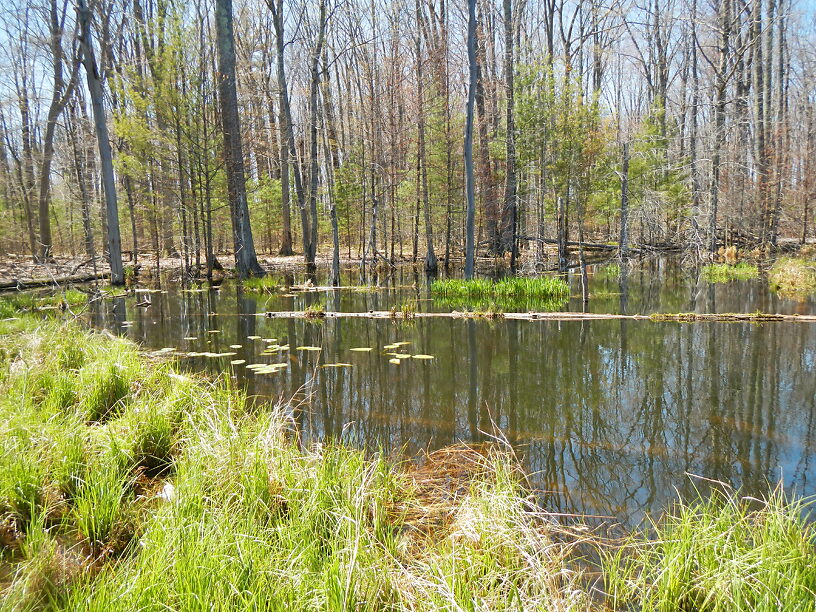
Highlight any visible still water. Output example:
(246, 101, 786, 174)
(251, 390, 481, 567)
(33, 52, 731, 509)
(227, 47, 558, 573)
(86, 259, 816, 524)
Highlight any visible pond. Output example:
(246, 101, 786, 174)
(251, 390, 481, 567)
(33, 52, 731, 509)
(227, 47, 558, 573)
(85, 258, 816, 525)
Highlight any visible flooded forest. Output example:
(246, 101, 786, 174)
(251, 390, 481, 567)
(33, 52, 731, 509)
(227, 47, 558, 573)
(1, 0, 816, 609)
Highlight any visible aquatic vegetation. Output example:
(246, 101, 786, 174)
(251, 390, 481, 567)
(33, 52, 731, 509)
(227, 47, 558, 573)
(432, 276, 570, 301)
(597, 262, 621, 279)
(701, 262, 759, 283)
(769, 257, 816, 296)
(603, 485, 816, 611)
(304, 302, 326, 318)
(390, 300, 417, 319)
(241, 276, 280, 294)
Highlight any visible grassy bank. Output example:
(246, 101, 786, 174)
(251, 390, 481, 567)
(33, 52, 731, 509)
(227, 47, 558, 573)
(769, 257, 816, 296)
(1, 302, 815, 610)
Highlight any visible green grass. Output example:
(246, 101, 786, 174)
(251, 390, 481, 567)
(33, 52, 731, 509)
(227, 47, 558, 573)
(701, 263, 760, 283)
(769, 257, 816, 296)
(431, 276, 570, 312)
(1, 296, 815, 611)
(242, 276, 280, 294)
(603, 485, 816, 611)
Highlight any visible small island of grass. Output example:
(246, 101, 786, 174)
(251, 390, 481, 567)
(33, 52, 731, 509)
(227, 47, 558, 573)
(701, 262, 759, 283)
(431, 276, 570, 301)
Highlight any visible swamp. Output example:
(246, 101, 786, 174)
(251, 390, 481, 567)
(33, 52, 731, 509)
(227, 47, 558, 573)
(2, 0, 816, 605)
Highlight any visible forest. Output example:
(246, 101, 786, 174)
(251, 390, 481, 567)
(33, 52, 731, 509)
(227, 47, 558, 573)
(1, 0, 813, 281)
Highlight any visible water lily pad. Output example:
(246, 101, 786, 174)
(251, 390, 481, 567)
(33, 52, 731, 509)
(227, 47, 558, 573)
(349, 347, 373, 352)
(383, 344, 399, 350)
(183, 336, 197, 341)
(207, 330, 221, 334)
(230, 359, 246, 365)
(389, 358, 401, 365)
(247, 335, 261, 340)
(392, 353, 411, 359)
(321, 363, 353, 368)
(296, 346, 322, 351)
(229, 344, 242, 349)
(411, 354, 435, 360)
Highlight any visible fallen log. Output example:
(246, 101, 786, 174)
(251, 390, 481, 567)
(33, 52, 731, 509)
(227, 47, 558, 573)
(262, 310, 816, 323)
(0, 271, 109, 292)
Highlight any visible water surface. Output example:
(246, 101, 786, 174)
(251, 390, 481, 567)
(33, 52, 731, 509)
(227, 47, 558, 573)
(85, 259, 816, 524)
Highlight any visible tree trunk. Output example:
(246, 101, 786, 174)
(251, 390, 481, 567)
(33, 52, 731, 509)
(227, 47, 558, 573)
(214, 0, 264, 278)
(619, 141, 630, 258)
(77, 0, 124, 285)
(306, 0, 327, 268)
(464, 0, 477, 279)
(503, 0, 518, 269)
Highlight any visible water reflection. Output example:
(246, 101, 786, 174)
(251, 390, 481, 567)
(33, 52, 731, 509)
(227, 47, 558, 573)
(85, 261, 816, 524)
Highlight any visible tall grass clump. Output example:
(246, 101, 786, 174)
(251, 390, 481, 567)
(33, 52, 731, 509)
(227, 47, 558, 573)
(432, 276, 569, 312)
(242, 276, 280, 294)
(603, 486, 816, 611)
(701, 262, 759, 283)
(769, 257, 816, 296)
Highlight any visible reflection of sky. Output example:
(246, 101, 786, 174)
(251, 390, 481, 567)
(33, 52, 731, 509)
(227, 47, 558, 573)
(85, 263, 816, 526)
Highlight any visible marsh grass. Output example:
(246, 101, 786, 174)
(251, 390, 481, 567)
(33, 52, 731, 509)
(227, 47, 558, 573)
(602, 485, 816, 611)
(701, 263, 759, 283)
(242, 276, 280, 294)
(432, 277, 569, 312)
(432, 276, 570, 301)
(769, 257, 816, 296)
(1, 296, 815, 611)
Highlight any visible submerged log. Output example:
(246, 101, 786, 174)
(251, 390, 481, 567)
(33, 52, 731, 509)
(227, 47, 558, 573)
(263, 310, 816, 323)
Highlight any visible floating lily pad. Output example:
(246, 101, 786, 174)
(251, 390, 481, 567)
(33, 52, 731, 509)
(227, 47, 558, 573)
(296, 346, 322, 351)
(389, 358, 401, 365)
(383, 344, 399, 350)
(229, 344, 242, 349)
(230, 359, 246, 365)
(247, 335, 261, 340)
(321, 363, 353, 368)
(207, 330, 221, 334)
(349, 347, 373, 352)
(411, 354, 435, 360)
(183, 336, 198, 341)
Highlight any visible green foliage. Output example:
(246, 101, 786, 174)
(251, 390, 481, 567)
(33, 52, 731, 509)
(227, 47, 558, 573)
(702, 263, 760, 283)
(515, 62, 615, 230)
(626, 102, 690, 227)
